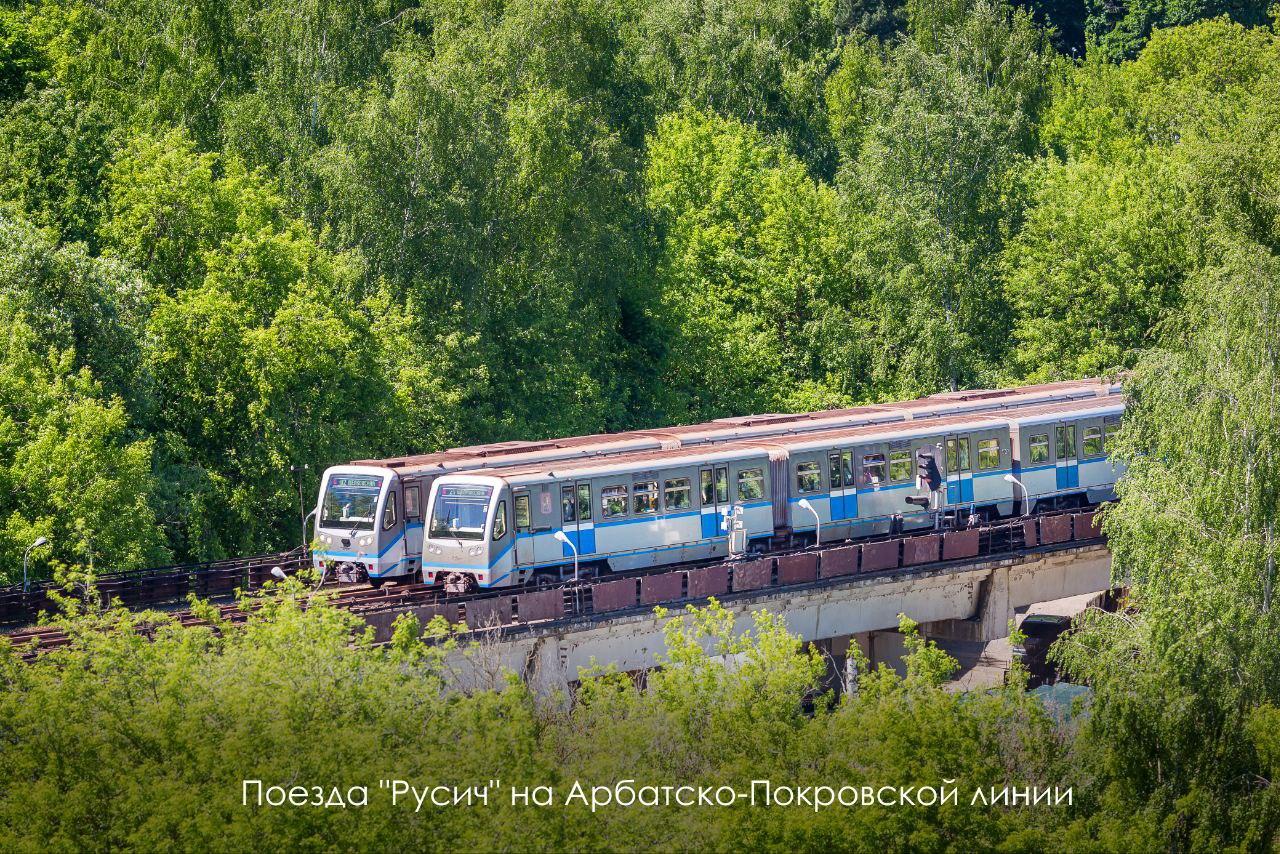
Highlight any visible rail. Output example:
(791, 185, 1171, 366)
(353, 507, 1107, 638)
(4, 508, 1107, 658)
(0, 547, 311, 627)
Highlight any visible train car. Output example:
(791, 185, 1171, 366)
(314, 379, 1121, 584)
(1006, 397, 1127, 511)
(419, 393, 1127, 592)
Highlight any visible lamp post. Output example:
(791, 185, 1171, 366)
(23, 536, 49, 593)
(1003, 473, 1030, 517)
(552, 530, 579, 585)
(552, 530, 580, 613)
(290, 464, 310, 549)
(797, 498, 821, 547)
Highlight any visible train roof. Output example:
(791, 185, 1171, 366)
(440, 396, 1126, 486)
(1003, 397, 1126, 425)
(353, 378, 1121, 475)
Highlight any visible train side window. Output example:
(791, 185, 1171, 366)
(664, 478, 692, 510)
(862, 453, 886, 486)
(796, 461, 822, 493)
(561, 485, 577, 523)
(715, 466, 729, 503)
(492, 501, 507, 540)
(1082, 426, 1104, 458)
(1029, 433, 1050, 464)
(514, 494, 530, 531)
(738, 468, 765, 501)
(828, 452, 842, 489)
(404, 486, 421, 519)
(1103, 422, 1119, 449)
(888, 449, 912, 482)
(633, 481, 659, 514)
(700, 469, 715, 505)
(601, 485, 627, 518)
(977, 439, 1000, 470)
(382, 490, 398, 530)
(577, 484, 592, 521)
(946, 438, 970, 472)
(1056, 425, 1076, 459)
(841, 451, 854, 486)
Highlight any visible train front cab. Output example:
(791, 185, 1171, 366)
(422, 476, 517, 592)
(312, 465, 423, 585)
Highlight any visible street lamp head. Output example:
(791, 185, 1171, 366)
(552, 530, 570, 545)
(270, 566, 287, 581)
(32, 536, 48, 549)
(1003, 474, 1017, 483)
(797, 498, 813, 511)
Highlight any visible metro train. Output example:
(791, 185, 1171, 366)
(310, 380, 1122, 588)
(417, 394, 1124, 591)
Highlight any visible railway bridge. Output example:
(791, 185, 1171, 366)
(353, 510, 1115, 691)
(5, 511, 1116, 681)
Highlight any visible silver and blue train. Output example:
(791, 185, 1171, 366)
(310, 380, 1123, 588)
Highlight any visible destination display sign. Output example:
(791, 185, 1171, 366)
(328, 474, 382, 490)
(440, 485, 492, 500)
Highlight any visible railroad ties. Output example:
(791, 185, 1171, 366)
(354, 507, 1107, 641)
(4, 508, 1106, 660)
(0, 548, 312, 628)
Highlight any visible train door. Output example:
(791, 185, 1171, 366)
(827, 449, 857, 520)
(558, 481, 595, 558)
(699, 465, 729, 539)
(945, 434, 973, 505)
(402, 477, 425, 575)
(1055, 422, 1079, 490)
(513, 488, 534, 566)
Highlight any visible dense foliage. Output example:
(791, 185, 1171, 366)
(1, 1, 1277, 575)
(4, 4, 1280, 847)
(0, 594, 1073, 851)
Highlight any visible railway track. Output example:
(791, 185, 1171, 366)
(3, 507, 1107, 661)
(2, 577, 450, 660)
(0, 547, 313, 628)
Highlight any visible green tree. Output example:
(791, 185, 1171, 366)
(0, 213, 153, 410)
(0, 84, 114, 245)
(839, 0, 1060, 396)
(645, 107, 858, 419)
(0, 307, 168, 581)
(1002, 153, 1193, 379)
(1058, 241, 1280, 849)
(626, 0, 844, 175)
(1083, 0, 1273, 62)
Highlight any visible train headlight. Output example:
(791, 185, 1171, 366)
(320, 534, 331, 544)
(468, 546, 482, 556)
(428, 544, 442, 555)
(359, 536, 372, 547)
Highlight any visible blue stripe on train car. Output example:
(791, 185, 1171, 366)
(945, 479, 974, 504)
(832, 492, 859, 519)
(701, 513, 721, 538)
(563, 528, 596, 557)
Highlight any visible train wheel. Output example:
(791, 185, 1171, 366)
(368, 577, 384, 590)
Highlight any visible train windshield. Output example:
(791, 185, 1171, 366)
(321, 474, 384, 531)
(430, 484, 494, 540)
